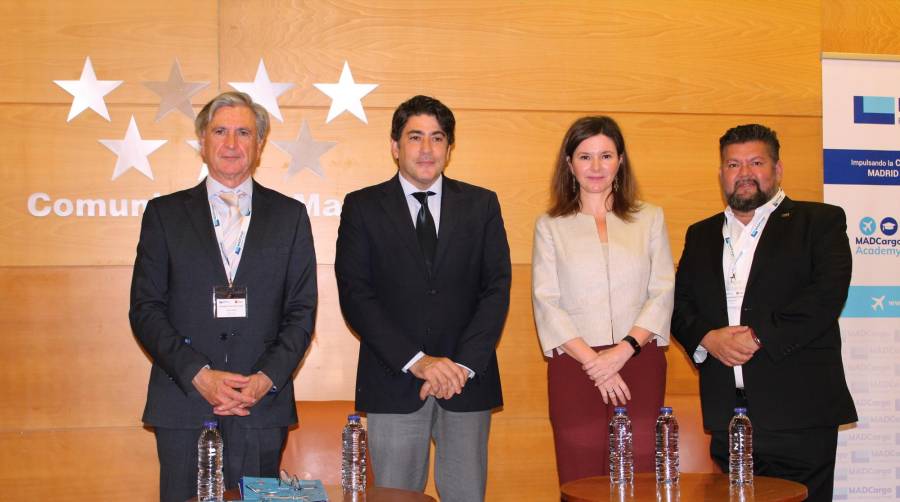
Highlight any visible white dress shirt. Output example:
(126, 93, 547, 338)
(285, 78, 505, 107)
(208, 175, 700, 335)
(395, 174, 474, 378)
(206, 176, 253, 283)
(693, 188, 785, 388)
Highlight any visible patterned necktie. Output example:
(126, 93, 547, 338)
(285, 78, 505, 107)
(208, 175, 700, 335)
(411, 191, 437, 269)
(218, 191, 243, 262)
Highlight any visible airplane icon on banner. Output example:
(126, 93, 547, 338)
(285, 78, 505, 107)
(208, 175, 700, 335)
(871, 296, 885, 311)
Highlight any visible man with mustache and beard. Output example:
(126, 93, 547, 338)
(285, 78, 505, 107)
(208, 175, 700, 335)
(672, 124, 856, 502)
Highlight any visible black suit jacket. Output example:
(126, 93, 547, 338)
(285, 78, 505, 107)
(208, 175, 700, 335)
(335, 175, 511, 414)
(129, 180, 317, 428)
(672, 197, 857, 431)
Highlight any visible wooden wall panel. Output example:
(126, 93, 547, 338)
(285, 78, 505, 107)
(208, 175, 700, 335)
(10, 0, 889, 498)
(0, 0, 219, 105)
(0, 427, 158, 501)
(219, 0, 821, 117)
(2, 104, 822, 267)
(0, 266, 147, 430)
(822, 0, 900, 55)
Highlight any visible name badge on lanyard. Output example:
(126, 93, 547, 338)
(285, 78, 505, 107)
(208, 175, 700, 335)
(209, 198, 251, 318)
(213, 285, 248, 318)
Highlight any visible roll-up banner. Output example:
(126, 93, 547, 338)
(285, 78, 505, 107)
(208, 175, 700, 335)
(823, 53, 900, 500)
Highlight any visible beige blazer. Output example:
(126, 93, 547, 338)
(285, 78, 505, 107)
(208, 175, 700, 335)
(532, 203, 675, 357)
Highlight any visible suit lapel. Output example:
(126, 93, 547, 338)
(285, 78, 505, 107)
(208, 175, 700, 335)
(184, 181, 228, 284)
(432, 176, 462, 273)
(746, 197, 794, 291)
(378, 175, 429, 275)
(704, 213, 729, 319)
(232, 180, 271, 286)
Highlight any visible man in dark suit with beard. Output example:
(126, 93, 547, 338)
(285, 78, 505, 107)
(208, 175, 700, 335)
(130, 91, 317, 502)
(335, 95, 511, 502)
(672, 124, 856, 502)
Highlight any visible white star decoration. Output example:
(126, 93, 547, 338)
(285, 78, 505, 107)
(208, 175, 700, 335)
(186, 140, 209, 181)
(314, 61, 378, 123)
(99, 116, 167, 181)
(143, 59, 209, 121)
(273, 120, 337, 178)
(54, 57, 123, 122)
(229, 59, 294, 122)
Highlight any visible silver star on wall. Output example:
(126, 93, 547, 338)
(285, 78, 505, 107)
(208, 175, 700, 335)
(314, 61, 378, 123)
(186, 140, 209, 181)
(54, 57, 123, 122)
(273, 120, 337, 178)
(228, 59, 294, 122)
(99, 116, 167, 181)
(143, 59, 209, 121)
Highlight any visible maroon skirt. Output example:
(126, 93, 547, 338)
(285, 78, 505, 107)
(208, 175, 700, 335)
(548, 340, 667, 485)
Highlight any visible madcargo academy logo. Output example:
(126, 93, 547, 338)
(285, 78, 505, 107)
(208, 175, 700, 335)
(28, 57, 378, 219)
(855, 216, 900, 256)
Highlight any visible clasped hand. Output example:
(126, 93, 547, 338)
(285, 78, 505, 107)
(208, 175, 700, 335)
(192, 367, 274, 416)
(410, 355, 468, 401)
(701, 326, 760, 367)
(582, 345, 632, 405)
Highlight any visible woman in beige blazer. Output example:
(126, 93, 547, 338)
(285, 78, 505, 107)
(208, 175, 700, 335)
(532, 116, 675, 485)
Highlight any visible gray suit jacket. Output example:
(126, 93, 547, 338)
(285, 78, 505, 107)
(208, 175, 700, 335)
(129, 180, 317, 428)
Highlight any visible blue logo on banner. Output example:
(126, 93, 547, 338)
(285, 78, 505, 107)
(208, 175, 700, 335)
(842, 286, 900, 318)
(853, 95, 897, 124)
(860, 217, 878, 235)
(824, 149, 900, 185)
(881, 217, 898, 236)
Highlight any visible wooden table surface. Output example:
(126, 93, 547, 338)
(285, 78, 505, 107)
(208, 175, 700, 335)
(561, 473, 807, 502)
(190, 485, 436, 501)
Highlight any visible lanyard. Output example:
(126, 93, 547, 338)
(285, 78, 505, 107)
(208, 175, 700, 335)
(721, 189, 785, 283)
(210, 200, 252, 285)
(722, 215, 766, 283)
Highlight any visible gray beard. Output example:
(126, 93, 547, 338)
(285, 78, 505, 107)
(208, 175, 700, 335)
(726, 180, 776, 212)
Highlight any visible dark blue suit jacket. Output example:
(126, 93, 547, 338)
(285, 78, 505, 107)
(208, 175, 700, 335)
(129, 180, 317, 428)
(335, 174, 511, 414)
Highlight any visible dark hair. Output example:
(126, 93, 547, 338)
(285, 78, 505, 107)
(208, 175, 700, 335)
(195, 91, 270, 142)
(719, 124, 780, 162)
(548, 116, 640, 220)
(390, 95, 456, 145)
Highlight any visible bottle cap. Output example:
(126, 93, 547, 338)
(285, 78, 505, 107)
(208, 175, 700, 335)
(202, 420, 218, 429)
(734, 407, 747, 414)
(348, 414, 360, 421)
(660, 406, 673, 413)
(613, 406, 627, 414)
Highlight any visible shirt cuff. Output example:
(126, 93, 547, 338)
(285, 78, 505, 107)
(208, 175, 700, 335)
(402, 351, 426, 373)
(456, 363, 475, 379)
(258, 370, 277, 394)
(693, 345, 709, 364)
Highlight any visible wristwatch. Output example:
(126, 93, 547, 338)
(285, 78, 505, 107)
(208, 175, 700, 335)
(621, 335, 641, 357)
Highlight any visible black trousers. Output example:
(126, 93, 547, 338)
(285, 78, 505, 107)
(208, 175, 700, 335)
(711, 425, 839, 502)
(154, 419, 287, 502)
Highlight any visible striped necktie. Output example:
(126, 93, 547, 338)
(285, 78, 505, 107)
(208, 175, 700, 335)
(218, 191, 244, 262)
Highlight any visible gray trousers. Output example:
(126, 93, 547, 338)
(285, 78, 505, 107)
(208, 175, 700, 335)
(367, 397, 491, 502)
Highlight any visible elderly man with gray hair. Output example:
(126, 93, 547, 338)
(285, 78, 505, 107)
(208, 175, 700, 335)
(130, 91, 317, 502)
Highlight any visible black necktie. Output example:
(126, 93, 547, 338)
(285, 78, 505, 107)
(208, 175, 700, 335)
(411, 191, 437, 269)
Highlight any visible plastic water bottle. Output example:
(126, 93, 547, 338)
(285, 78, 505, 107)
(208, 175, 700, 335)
(197, 420, 224, 502)
(729, 407, 753, 485)
(609, 407, 634, 484)
(655, 406, 680, 484)
(341, 414, 367, 492)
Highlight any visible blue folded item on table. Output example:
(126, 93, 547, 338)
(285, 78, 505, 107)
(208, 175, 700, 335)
(241, 476, 328, 501)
